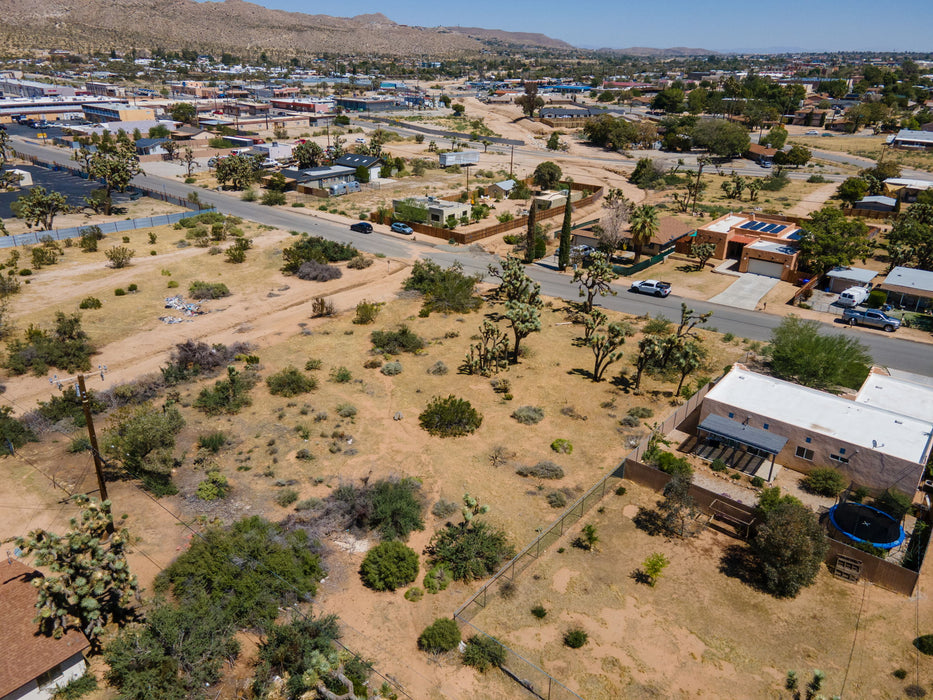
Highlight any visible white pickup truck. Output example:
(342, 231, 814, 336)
(630, 280, 672, 297)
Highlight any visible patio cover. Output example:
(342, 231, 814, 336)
(698, 414, 788, 455)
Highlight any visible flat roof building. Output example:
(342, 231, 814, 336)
(82, 103, 156, 123)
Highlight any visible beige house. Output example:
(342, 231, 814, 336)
(696, 365, 933, 496)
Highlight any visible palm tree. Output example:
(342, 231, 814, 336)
(629, 204, 660, 263)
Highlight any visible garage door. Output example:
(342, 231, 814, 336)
(747, 259, 784, 278)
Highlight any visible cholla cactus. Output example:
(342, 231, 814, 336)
(462, 493, 491, 522)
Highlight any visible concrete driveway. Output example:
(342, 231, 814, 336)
(709, 273, 780, 310)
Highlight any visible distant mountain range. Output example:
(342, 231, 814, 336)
(0, 0, 720, 59)
(596, 46, 720, 57)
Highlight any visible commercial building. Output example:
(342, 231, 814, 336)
(82, 103, 156, 123)
(0, 77, 77, 98)
(84, 81, 126, 98)
(696, 366, 933, 495)
(334, 97, 398, 112)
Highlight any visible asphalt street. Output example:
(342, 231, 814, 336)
(11, 135, 933, 377)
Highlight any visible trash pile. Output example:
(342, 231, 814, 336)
(159, 295, 205, 324)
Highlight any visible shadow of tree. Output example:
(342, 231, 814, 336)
(719, 543, 764, 590)
(610, 372, 635, 392)
(633, 506, 665, 536)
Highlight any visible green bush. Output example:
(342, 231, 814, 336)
(197, 431, 227, 453)
(628, 406, 655, 419)
(422, 563, 453, 593)
(38, 386, 105, 427)
(194, 366, 257, 415)
(417, 618, 461, 653)
(167, 280, 179, 289)
(353, 300, 383, 325)
(531, 605, 547, 619)
(336, 403, 357, 418)
(68, 436, 92, 453)
(260, 190, 286, 206)
(359, 541, 419, 591)
(419, 395, 483, 437)
(102, 402, 184, 495)
(114, 288, 126, 296)
(250, 615, 343, 700)
(0, 406, 37, 451)
(196, 471, 229, 501)
(915, 635, 933, 656)
(188, 281, 230, 300)
(403, 259, 482, 315)
(866, 289, 887, 309)
(51, 671, 97, 699)
(305, 358, 323, 371)
(653, 451, 693, 479)
(367, 478, 425, 541)
(874, 490, 913, 520)
(462, 635, 506, 672)
(511, 405, 544, 425)
(801, 467, 846, 497)
(4, 312, 94, 376)
(563, 628, 588, 649)
(330, 366, 353, 383)
(751, 476, 765, 488)
(550, 438, 573, 454)
(710, 458, 728, 472)
(79, 296, 102, 309)
(281, 234, 359, 273)
(380, 361, 403, 376)
(266, 367, 317, 397)
(425, 521, 514, 581)
(404, 586, 423, 602)
(274, 489, 299, 507)
(371, 325, 425, 354)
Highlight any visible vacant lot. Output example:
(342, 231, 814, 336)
(790, 135, 933, 174)
(470, 480, 932, 699)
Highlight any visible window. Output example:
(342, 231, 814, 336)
(795, 446, 814, 461)
(762, 423, 769, 430)
(830, 454, 849, 464)
(805, 437, 812, 444)
(839, 448, 846, 455)
(36, 665, 62, 688)
(728, 412, 734, 418)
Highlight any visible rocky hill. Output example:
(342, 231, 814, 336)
(0, 0, 574, 58)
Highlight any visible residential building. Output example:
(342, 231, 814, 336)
(334, 154, 383, 181)
(878, 266, 933, 311)
(488, 179, 516, 198)
(168, 81, 219, 99)
(884, 177, 933, 203)
(281, 166, 356, 192)
(134, 137, 170, 156)
(253, 142, 294, 161)
(853, 195, 897, 212)
(823, 266, 878, 293)
(170, 126, 212, 142)
(692, 212, 805, 281)
(573, 216, 694, 258)
(270, 98, 334, 114)
(82, 103, 156, 123)
(889, 129, 933, 150)
(746, 143, 777, 164)
(696, 365, 932, 495)
(0, 559, 91, 700)
(538, 106, 603, 128)
(791, 106, 831, 127)
(392, 196, 470, 227)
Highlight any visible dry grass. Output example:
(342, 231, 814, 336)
(790, 135, 933, 174)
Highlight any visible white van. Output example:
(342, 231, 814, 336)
(838, 286, 869, 308)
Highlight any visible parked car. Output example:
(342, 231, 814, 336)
(355, 138, 367, 143)
(350, 221, 373, 234)
(759, 159, 772, 168)
(842, 308, 900, 332)
(390, 222, 414, 235)
(837, 286, 869, 308)
(630, 280, 672, 297)
(806, 130, 820, 135)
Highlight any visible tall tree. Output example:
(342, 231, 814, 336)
(885, 203, 933, 271)
(514, 81, 543, 118)
(753, 501, 828, 598)
(85, 140, 143, 214)
(796, 206, 873, 276)
(170, 102, 197, 124)
(768, 315, 872, 390)
(532, 161, 562, 190)
(524, 200, 537, 264)
(558, 185, 573, 271)
(14, 496, 138, 643)
(597, 188, 632, 253)
(633, 335, 665, 390)
(488, 256, 542, 364)
(629, 204, 660, 263)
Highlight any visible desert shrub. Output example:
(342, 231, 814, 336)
(371, 326, 424, 354)
(431, 499, 460, 519)
(418, 618, 460, 654)
(167, 280, 179, 288)
(531, 605, 548, 619)
(652, 451, 693, 479)
(710, 458, 728, 472)
(894, 668, 909, 680)
(127, 284, 138, 293)
(188, 281, 230, 300)
(363, 358, 383, 369)
(620, 415, 640, 428)
(516, 461, 564, 479)
(425, 520, 514, 581)
(103, 403, 184, 495)
(5, 312, 93, 376)
(68, 436, 91, 453)
(403, 259, 482, 315)
(197, 431, 227, 454)
(330, 366, 352, 383)
(281, 234, 358, 273)
(161, 339, 249, 384)
(359, 541, 419, 591)
(462, 635, 506, 672)
(79, 296, 102, 310)
(404, 586, 423, 602)
(196, 471, 229, 501)
(801, 467, 846, 497)
(628, 406, 654, 419)
(419, 395, 482, 437)
(37, 385, 105, 427)
(380, 361, 403, 376)
(0, 405, 37, 450)
(105, 246, 135, 269)
(546, 490, 567, 508)
(367, 478, 425, 541)
(347, 254, 372, 269)
(353, 300, 383, 325)
(915, 635, 933, 656)
(266, 367, 317, 397)
(294, 497, 321, 512)
(304, 358, 323, 371)
(79, 226, 104, 252)
(260, 190, 286, 206)
(422, 563, 453, 593)
(194, 366, 258, 416)
(427, 361, 448, 376)
(751, 476, 765, 488)
(511, 406, 544, 425)
(114, 288, 126, 296)
(615, 486, 627, 496)
(274, 489, 299, 507)
(336, 403, 357, 418)
(550, 438, 572, 454)
(51, 671, 97, 699)
(296, 260, 342, 282)
(563, 628, 588, 648)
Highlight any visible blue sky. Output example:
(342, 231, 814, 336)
(208, 0, 933, 53)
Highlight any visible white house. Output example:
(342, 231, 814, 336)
(0, 559, 91, 700)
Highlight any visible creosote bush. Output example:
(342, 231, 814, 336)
(419, 395, 483, 437)
(462, 636, 506, 672)
(265, 367, 317, 397)
(801, 467, 846, 497)
(79, 296, 102, 310)
(360, 541, 419, 591)
(353, 300, 383, 325)
(563, 628, 588, 648)
(370, 325, 424, 354)
(188, 281, 230, 300)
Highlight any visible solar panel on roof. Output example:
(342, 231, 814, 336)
(752, 222, 767, 231)
(772, 225, 786, 234)
(761, 224, 777, 233)
(740, 221, 757, 230)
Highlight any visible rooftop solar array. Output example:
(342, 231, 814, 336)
(738, 221, 789, 235)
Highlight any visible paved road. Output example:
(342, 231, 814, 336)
(11, 136, 933, 377)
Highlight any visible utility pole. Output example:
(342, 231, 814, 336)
(509, 144, 514, 178)
(50, 366, 111, 531)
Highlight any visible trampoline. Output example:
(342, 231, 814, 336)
(828, 502, 906, 550)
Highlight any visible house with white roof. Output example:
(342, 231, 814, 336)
(879, 266, 933, 311)
(696, 365, 933, 495)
